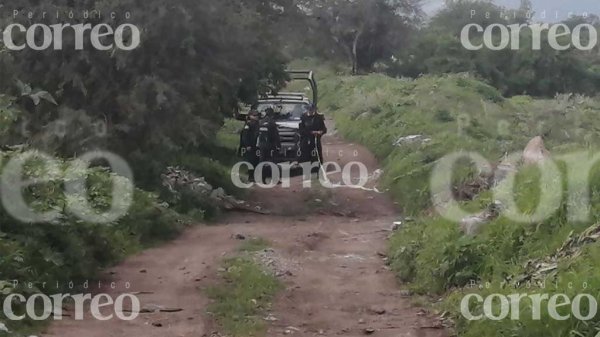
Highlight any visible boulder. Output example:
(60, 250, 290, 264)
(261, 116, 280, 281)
(522, 136, 550, 165)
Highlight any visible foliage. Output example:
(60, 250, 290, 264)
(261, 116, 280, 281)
(0, 0, 290, 189)
(295, 0, 423, 74)
(207, 255, 282, 337)
(318, 67, 600, 336)
(0, 150, 190, 333)
(387, 0, 600, 97)
(390, 161, 600, 336)
(319, 68, 600, 212)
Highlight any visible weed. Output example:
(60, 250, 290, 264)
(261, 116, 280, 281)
(313, 62, 600, 336)
(239, 238, 271, 253)
(207, 256, 282, 337)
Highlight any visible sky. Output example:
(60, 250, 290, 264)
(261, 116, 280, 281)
(423, 0, 600, 21)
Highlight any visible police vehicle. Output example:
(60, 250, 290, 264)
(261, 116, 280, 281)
(236, 70, 318, 164)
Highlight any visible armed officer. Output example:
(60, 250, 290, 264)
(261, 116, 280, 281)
(258, 107, 281, 183)
(299, 103, 327, 170)
(239, 108, 260, 182)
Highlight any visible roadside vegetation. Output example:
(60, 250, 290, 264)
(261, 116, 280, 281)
(0, 0, 291, 334)
(317, 68, 600, 336)
(290, 2, 600, 333)
(0, 149, 190, 334)
(295, 8, 600, 335)
(3, 0, 600, 335)
(207, 239, 282, 337)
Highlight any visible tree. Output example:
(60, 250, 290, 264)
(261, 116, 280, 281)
(388, 0, 600, 97)
(0, 0, 290, 187)
(299, 0, 423, 74)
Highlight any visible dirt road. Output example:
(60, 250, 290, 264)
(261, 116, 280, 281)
(44, 120, 448, 337)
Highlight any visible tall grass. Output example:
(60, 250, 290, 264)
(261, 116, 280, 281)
(316, 66, 600, 336)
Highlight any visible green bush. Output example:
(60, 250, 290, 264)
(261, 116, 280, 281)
(0, 151, 190, 334)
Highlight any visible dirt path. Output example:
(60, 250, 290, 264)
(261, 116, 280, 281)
(44, 120, 448, 337)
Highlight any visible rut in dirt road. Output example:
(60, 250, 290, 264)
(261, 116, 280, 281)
(44, 121, 448, 337)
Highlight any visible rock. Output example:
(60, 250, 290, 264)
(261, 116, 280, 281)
(139, 269, 147, 273)
(369, 306, 386, 315)
(152, 322, 163, 327)
(233, 234, 246, 240)
(284, 326, 300, 335)
(459, 201, 502, 236)
(393, 135, 431, 147)
(400, 289, 412, 297)
(358, 112, 372, 120)
(523, 136, 550, 165)
(391, 221, 403, 231)
(276, 270, 294, 277)
(162, 166, 269, 215)
(369, 169, 384, 182)
(459, 214, 488, 236)
(264, 314, 278, 322)
(363, 327, 376, 335)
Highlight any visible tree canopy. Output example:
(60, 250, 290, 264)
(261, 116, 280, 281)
(386, 0, 600, 97)
(0, 0, 291, 186)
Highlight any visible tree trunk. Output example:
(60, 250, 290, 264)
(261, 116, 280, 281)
(343, 45, 354, 74)
(333, 34, 354, 74)
(352, 27, 364, 75)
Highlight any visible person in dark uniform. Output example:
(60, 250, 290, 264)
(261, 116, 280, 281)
(299, 104, 327, 170)
(239, 108, 260, 182)
(258, 107, 281, 183)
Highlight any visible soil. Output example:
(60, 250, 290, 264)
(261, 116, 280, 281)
(44, 120, 449, 337)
